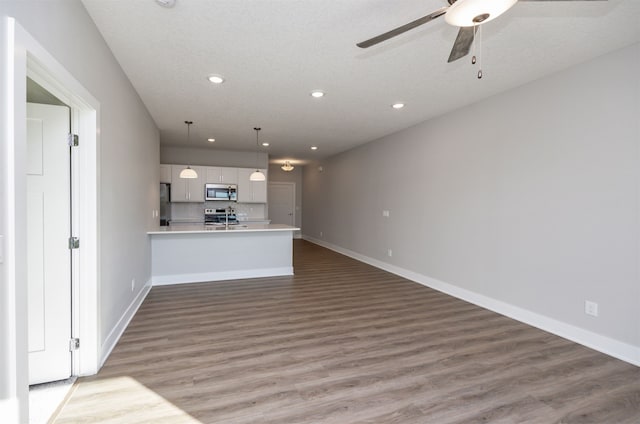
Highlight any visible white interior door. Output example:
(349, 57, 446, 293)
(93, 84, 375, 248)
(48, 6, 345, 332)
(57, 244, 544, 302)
(268, 182, 295, 226)
(27, 102, 72, 385)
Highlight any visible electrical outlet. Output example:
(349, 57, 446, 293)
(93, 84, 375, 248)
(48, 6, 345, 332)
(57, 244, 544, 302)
(319, 231, 323, 238)
(388, 249, 393, 257)
(585, 300, 598, 317)
(383, 210, 390, 217)
(131, 279, 135, 292)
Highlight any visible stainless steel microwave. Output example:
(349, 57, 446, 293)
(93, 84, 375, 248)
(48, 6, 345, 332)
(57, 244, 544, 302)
(205, 183, 237, 201)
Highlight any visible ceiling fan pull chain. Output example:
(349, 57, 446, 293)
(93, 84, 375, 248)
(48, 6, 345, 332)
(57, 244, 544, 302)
(471, 25, 477, 65)
(477, 25, 483, 79)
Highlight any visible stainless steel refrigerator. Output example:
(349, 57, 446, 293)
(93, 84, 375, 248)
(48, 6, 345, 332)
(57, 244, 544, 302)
(159, 183, 171, 226)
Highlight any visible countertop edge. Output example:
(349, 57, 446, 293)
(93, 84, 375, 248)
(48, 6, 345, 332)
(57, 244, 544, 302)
(147, 224, 300, 235)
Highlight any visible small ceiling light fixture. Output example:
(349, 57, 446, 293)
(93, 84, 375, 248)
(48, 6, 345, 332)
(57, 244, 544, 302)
(392, 103, 405, 109)
(207, 74, 225, 84)
(445, 0, 517, 27)
(262, 142, 270, 147)
(155, 0, 176, 8)
(179, 121, 198, 179)
(310, 146, 318, 151)
(207, 138, 215, 143)
(281, 161, 294, 172)
(310, 90, 325, 98)
(250, 127, 266, 182)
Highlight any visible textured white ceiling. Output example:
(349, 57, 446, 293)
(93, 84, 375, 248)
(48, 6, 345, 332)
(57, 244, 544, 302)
(81, 0, 640, 163)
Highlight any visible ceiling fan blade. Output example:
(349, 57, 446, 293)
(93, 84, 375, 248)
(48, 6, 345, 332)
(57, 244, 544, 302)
(447, 26, 475, 63)
(357, 6, 449, 48)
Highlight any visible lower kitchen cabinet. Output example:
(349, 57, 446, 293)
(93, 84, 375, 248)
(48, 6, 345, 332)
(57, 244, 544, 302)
(237, 168, 267, 203)
(171, 165, 205, 202)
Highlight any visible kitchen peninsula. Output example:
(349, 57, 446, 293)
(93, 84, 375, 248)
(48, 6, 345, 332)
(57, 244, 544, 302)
(148, 224, 299, 285)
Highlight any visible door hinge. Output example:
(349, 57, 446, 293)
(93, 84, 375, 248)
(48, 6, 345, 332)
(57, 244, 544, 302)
(68, 237, 80, 249)
(69, 338, 80, 351)
(67, 133, 79, 147)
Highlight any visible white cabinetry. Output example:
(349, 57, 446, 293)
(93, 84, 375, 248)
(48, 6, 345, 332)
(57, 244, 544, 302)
(237, 168, 267, 203)
(160, 164, 172, 183)
(205, 167, 238, 184)
(171, 165, 205, 202)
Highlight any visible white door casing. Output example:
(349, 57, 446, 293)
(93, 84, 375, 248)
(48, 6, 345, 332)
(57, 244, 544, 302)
(268, 182, 295, 227)
(26, 102, 71, 385)
(2, 18, 100, 421)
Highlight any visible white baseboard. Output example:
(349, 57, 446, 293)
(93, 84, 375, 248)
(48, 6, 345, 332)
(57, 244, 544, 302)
(99, 280, 152, 368)
(303, 235, 640, 367)
(152, 267, 293, 286)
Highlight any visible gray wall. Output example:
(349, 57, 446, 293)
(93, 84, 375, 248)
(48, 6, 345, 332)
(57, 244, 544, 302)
(161, 145, 268, 169)
(1, 0, 160, 405)
(268, 164, 303, 230)
(303, 43, 640, 351)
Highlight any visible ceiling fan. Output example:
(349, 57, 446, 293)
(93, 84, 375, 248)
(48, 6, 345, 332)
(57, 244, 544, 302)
(357, 0, 606, 63)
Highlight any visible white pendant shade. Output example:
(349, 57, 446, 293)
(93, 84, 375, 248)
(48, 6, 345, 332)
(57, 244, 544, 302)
(445, 0, 517, 27)
(179, 122, 198, 178)
(249, 169, 266, 181)
(179, 166, 198, 179)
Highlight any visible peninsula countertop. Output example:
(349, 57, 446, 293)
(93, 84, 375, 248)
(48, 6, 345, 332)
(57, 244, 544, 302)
(147, 223, 299, 235)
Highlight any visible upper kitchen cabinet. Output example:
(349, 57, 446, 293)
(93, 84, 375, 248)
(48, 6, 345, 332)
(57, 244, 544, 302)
(206, 167, 238, 184)
(237, 168, 267, 203)
(160, 164, 172, 183)
(171, 165, 205, 202)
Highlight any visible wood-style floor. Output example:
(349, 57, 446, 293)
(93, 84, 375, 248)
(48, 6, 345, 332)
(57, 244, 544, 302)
(54, 240, 640, 423)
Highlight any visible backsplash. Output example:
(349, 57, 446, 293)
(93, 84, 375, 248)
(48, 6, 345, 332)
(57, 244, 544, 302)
(171, 202, 266, 222)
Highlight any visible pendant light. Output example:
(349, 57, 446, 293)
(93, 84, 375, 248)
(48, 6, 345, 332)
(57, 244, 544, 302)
(281, 161, 294, 172)
(179, 121, 198, 179)
(249, 127, 266, 182)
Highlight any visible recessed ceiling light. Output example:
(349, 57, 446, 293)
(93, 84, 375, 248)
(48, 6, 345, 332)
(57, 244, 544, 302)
(155, 0, 176, 8)
(311, 146, 318, 151)
(310, 90, 325, 98)
(207, 74, 225, 84)
(392, 103, 405, 109)
(207, 138, 215, 143)
(262, 142, 270, 147)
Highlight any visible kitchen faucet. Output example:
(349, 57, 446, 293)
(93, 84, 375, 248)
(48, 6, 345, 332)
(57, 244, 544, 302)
(225, 206, 235, 229)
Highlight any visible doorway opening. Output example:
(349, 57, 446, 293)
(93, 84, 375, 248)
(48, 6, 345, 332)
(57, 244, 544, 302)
(26, 79, 75, 423)
(268, 182, 299, 238)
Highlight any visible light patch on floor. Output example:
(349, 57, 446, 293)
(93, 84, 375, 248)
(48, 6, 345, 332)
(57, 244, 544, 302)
(53, 376, 203, 424)
(29, 377, 76, 424)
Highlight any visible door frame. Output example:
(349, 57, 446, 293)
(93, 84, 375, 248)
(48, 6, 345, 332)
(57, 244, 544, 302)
(0, 17, 100, 421)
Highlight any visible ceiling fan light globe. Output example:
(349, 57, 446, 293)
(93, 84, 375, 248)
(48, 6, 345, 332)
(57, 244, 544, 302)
(445, 0, 518, 27)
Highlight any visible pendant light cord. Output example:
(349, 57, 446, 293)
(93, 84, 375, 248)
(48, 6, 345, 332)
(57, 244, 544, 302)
(185, 120, 193, 142)
(254, 127, 261, 169)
